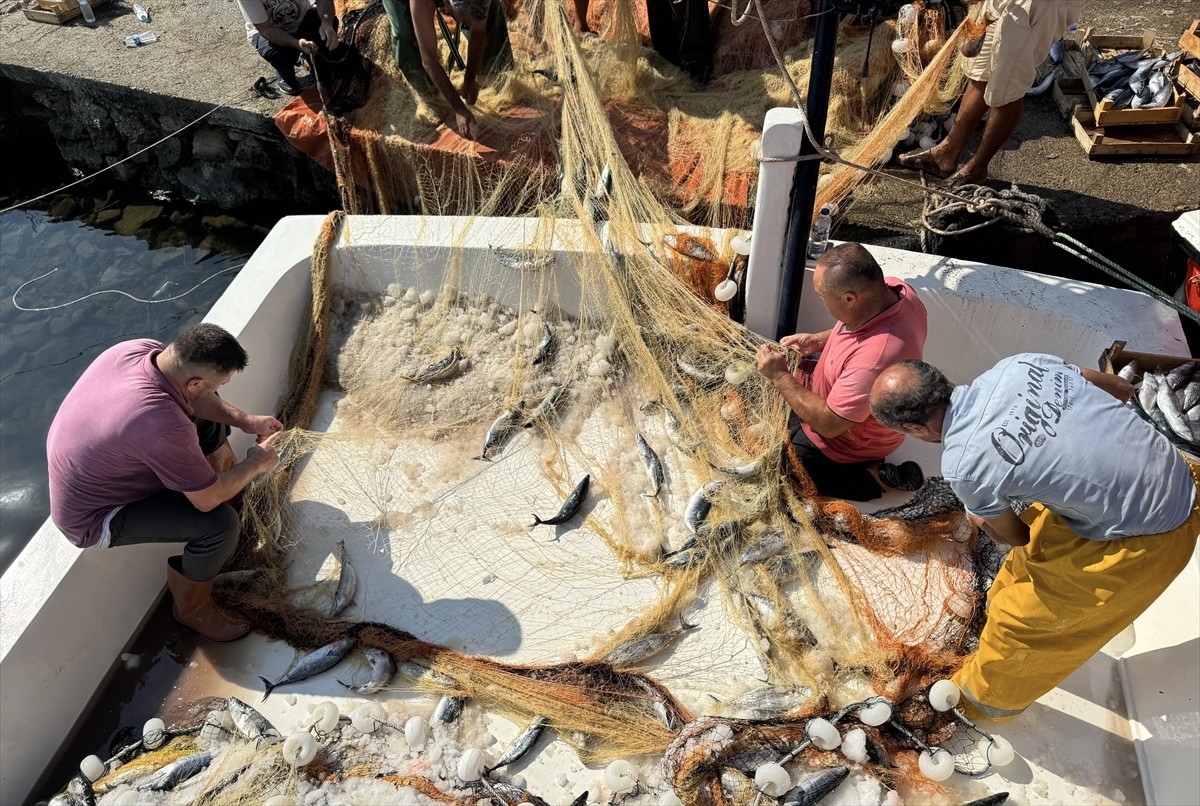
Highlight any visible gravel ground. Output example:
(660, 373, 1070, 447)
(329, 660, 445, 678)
(1, 0, 1196, 233)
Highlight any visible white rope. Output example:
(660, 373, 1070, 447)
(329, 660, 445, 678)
(0, 86, 254, 216)
(11, 264, 244, 312)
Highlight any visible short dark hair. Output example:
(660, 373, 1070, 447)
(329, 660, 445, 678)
(171, 323, 248, 374)
(816, 243, 884, 292)
(870, 359, 954, 429)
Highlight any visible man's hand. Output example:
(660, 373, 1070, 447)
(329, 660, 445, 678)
(459, 77, 480, 105)
(241, 415, 284, 442)
(780, 333, 823, 357)
(297, 37, 319, 55)
(245, 431, 282, 475)
(756, 343, 791, 382)
(452, 107, 477, 140)
(319, 21, 338, 50)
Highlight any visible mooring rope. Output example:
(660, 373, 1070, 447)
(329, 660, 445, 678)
(0, 87, 255, 216)
(11, 265, 244, 312)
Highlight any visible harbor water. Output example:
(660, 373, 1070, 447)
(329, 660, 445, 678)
(0, 184, 284, 574)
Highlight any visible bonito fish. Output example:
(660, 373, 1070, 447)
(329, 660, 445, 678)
(136, 751, 213, 792)
(604, 616, 698, 667)
(532, 474, 590, 527)
(636, 433, 665, 497)
(324, 539, 357, 618)
(259, 638, 356, 699)
(338, 646, 395, 695)
(227, 696, 282, 745)
(401, 347, 463, 383)
(476, 402, 525, 460)
(485, 716, 551, 773)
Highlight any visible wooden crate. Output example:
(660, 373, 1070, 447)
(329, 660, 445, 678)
(1053, 77, 1088, 120)
(1176, 59, 1200, 101)
(1072, 107, 1199, 157)
(1099, 340, 1194, 376)
(1180, 20, 1200, 60)
(1081, 28, 1184, 126)
(22, 0, 110, 24)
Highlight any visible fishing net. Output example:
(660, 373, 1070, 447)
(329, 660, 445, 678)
(52, 3, 1012, 806)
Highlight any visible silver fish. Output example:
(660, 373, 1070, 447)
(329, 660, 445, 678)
(1138, 372, 1160, 413)
(227, 697, 282, 744)
(710, 457, 762, 478)
(636, 434, 664, 497)
(136, 751, 213, 791)
(485, 716, 550, 772)
(1117, 359, 1139, 382)
(604, 616, 698, 667)
(745, 592, 817, 646)
(1166, 361, 1197, 390)
(476, 403, 525, 460)
(325, 540, 357, 618)
(663, 547, 706, 568)
(1049, 37, 1064, 64)
(1144, 77, 1173, 107)
(532, 322, 557, 366)
(477, 777, 551, 806)
(662, 233, 717, 262)
(739, 531, 788, 565)
(338, 646, 395, 695)
(684, 480, 724, 533)
(1182, 380, 1200, 412)
(66, 776, 96, 806)
(726, 686, 814, 718)
(780, 766, 850, 806)
(532, 474, 590, 527)
(491, 246, 555, 272)
(259, 638, 356, 699)
(1026, 69, 1057, 97)
(522, 385, 564, 429)
(632, 676, 684, 732)
(433, 694, 466, 723)
(1157, 382, 1192, 440)
(402, 347, 463, 383)
(396, 658, 457, 688)
(677, 358, 725, 389)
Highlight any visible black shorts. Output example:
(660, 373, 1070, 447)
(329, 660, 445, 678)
(788, 413, 882, 502)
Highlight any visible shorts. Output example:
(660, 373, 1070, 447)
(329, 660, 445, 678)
(789, 414, 883, 502)
(966, 0, 1085, 107)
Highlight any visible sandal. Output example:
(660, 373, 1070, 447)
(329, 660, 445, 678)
(879, 461, 925, 492)
(896, 149, 954, 180)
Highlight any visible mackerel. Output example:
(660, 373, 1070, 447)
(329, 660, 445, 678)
(338, 646, 395, 695)
(532, 474, 590, 527)
(136, 751, 213, 792)
(522, 385, 564, 429)
(476, 403, 525, 460)
(532, 321, 557, 366)
(402, 347, 463, 383)
(604, 616, 698, 667)
(227, 697, 282, 744)
(780, 766, 849, 806)
(662, 233, 717, 262)
(325, 539, 357, 618)
(684, 480, 724, 533)
(636, 434, 665, 497)
(259, 638, 356, 699)
(433, 694, 466, 723)
(396, 658, 457, 688)
(491, 246, 555, 272)
(485, 716, 550, 772)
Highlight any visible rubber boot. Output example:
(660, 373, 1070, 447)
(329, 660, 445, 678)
(204, 440, 243, 510)
(166, 556, 250, 642)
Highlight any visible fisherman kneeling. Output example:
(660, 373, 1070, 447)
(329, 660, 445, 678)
(47, 324, 283, 642)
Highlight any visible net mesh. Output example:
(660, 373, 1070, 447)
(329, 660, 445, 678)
(61, 2, 1006, 805)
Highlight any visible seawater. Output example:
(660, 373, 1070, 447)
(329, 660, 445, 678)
(0, 187, 275, 574)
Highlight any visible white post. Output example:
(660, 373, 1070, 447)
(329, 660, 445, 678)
(744, 108, 806, 339)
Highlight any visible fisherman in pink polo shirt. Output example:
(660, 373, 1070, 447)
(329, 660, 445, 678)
(46, 323, 282, 641)
(756, 243, 928, 501)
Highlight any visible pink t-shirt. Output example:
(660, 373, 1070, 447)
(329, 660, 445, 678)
(46, 339, 219, 548)
(801, 278, 928, 463)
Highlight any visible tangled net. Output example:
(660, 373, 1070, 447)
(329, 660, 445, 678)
(51, 3, 1009, 806)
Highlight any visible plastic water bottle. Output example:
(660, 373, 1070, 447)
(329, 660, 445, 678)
(807, 206, 832, 260)
(122, 31, 158, 47)
(77, 0, 96, 23)
(133, 4, 149, 22)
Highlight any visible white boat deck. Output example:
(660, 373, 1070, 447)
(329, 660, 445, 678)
(3, 215, 1197, 805)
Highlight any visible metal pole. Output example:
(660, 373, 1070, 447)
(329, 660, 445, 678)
(774, 0, 840, 341)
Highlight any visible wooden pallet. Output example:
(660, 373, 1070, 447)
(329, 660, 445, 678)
(23, 0, 111, 25)
(1072, 107, 1199, 157)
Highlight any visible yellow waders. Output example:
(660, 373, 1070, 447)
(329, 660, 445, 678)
(953, 460, 1200, 722)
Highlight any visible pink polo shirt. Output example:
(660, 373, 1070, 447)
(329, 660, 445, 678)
(46, 339, 218, 548)
(801, 278, 928, 463)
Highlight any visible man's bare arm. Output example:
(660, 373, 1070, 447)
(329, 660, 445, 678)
(1080, 368, 1135, 403)
(970, 509, 1030, 547)
(411, 0, 476, 137)
(185, 432, 281, 511)
(755, 344, 854, 438)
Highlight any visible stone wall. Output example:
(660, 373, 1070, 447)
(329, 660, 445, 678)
(0, 65, 338, 211)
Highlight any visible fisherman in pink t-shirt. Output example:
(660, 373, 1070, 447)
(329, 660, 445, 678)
(756, 243, 928, 501)
(46, 324, 283, 642)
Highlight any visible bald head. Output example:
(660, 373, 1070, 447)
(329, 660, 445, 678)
(869, 359, 955, 436)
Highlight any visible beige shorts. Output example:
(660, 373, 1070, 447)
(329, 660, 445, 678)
(965, 0, 1085, 107)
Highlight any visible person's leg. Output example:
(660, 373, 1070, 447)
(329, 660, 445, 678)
(645, 0, 682, 66)
(953, 490, 1200, 721)
(382, 0, 435, 92)
(954, 96, 1022, 184)
(255, 33, 304, 91)
(109, 490, 241, 580)
(572, 0, 590, 35)
(789, 417, 883, 502)
(469, 0, 514, 78)
(677, 0, 713, 83)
